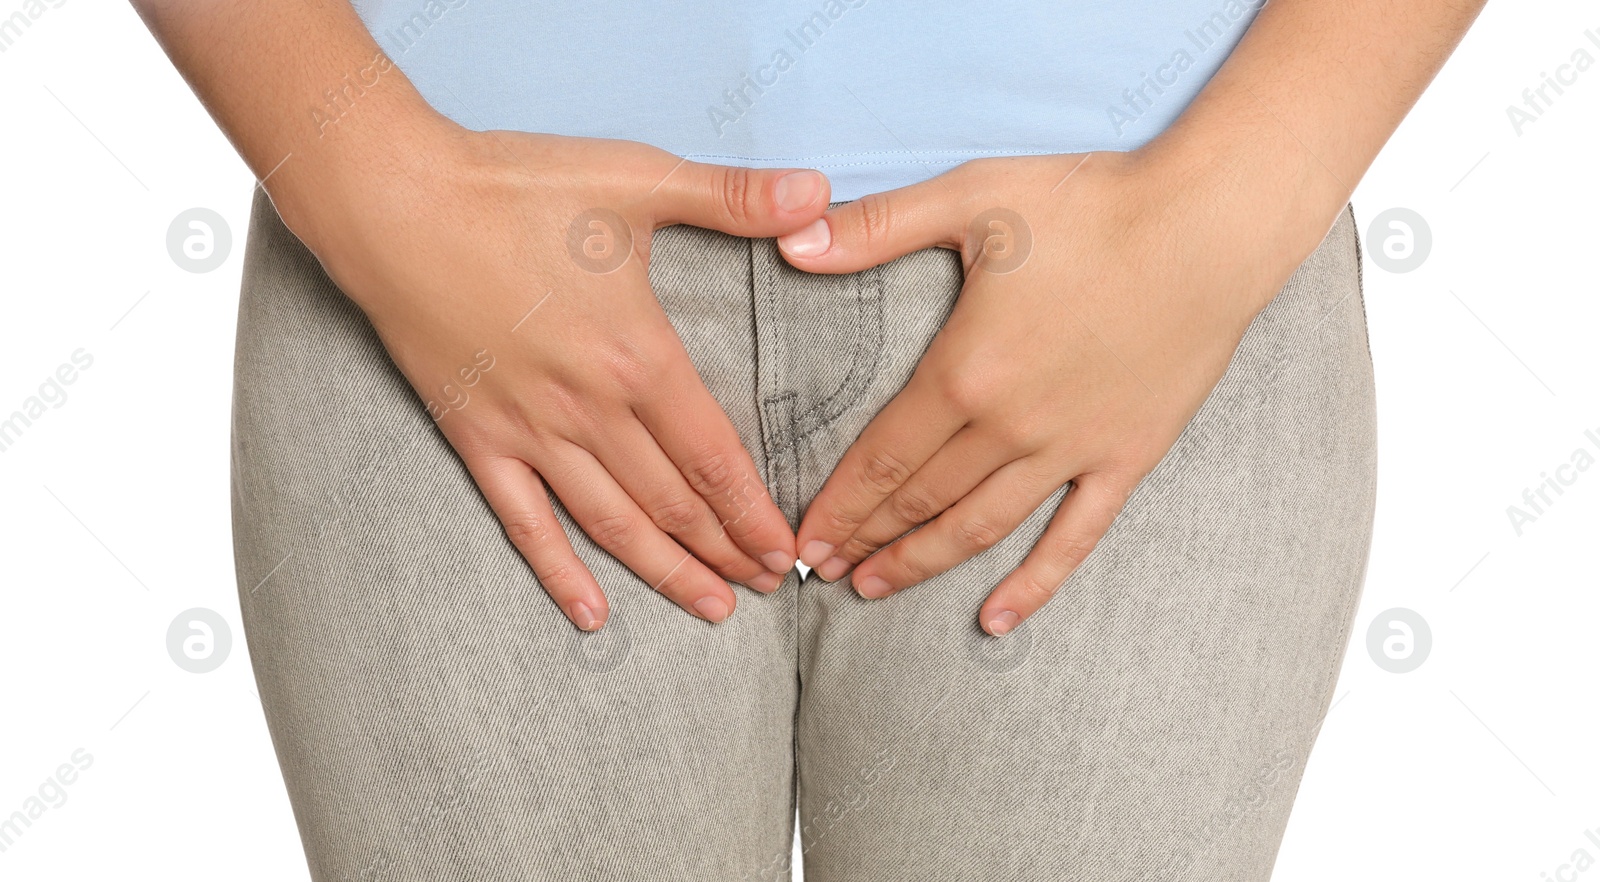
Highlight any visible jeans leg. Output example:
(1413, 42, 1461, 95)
(790, 207, 1375, 882)
(231, 194, 798, 882)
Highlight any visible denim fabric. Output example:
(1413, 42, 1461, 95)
(231, 191, 1374, 882)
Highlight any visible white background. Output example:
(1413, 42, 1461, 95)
(1, 2, 1597, 880)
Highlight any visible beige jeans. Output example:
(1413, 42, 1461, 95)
(231, 191, 1375, 882)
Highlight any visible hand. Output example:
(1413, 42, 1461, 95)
(275, 123, 831, 631)
(777, 149, 1323, 635)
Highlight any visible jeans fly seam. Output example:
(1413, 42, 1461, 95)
(786, 264, 885, 448)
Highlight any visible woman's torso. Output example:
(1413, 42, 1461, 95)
(350, 0, 1264, 200)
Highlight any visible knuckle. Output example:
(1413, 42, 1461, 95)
(501, 511, 557, 550)
(652, 558, 697, 595)
(596, 341, 653, 396)
(991, 414, 1044, 451)
(888, 487, 943, 526)
(533, 558, 580, 591)
(529, 374, 585, 419)
(837, 535, 881, 562)
(858, 450, 913, 494)
(937, 371, 991, 415)
(1047, 532, 1099, 571)
(682, 451, 739, 500)
(892, 548, 933, 584)
(646, 496, 703, 535)
(718, 478, 767, 534)
(854, 193, 894, 249)
(446, 426, 499, 459)
(521, 419, 566, 452)
(953, 156, 997, 180)
(953, 518, 1005, 552)
(585, 513, 639, 551)
(819, 508, 862, 539)
(718, 166, 756, 225)
(538, 402, 603, 449)
(1012, 571, 1061, 607)
(926, 345, 1012, 417)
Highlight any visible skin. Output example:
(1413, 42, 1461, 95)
(779, 0, 1488, 635)
(131, 0, 829, 630)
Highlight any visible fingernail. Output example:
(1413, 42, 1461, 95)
(692, 596, 731, 623)
(800, 540, 835, 567)
(746, 571, 783, 593)
(987, 610, 1021, 636)
(854, 574, 892, 599)
(572, 603, 602, 632)
(762, 550, 795, 574)
(774, 170, 824, 212)
(817, 556, 852, 582)
(778, 218, 831, 258)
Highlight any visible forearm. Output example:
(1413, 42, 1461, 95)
(129, 0, 453, 238)
(1140, 0, 1487, 289)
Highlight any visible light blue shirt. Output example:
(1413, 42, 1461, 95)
(352, 1, 1264, 201)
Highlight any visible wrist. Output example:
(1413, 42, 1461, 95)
(263, 95, 469, 254)
(1129, 124, 1352, 301)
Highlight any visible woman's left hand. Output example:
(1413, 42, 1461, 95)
(777, 148, 1325, 636)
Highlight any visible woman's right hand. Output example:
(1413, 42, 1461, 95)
(271, 122, 828, 631)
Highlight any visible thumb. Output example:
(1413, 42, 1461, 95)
(776, 179, 963, 274)
(651, 162, 831, 238)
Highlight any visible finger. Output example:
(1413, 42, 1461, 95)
(979, 474, 1128, 636)
(651, 162, 831, 237)
(633, 364, 796, 576)
(591, 420, 782, 592)
(538, 443, 740, 624)
(796, 374, 964, 577)
(463, 454, 608, 632)
(849, 459, 1061, 601)
(776, 175, 965, 274)
(835, 427, 1010, 567)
